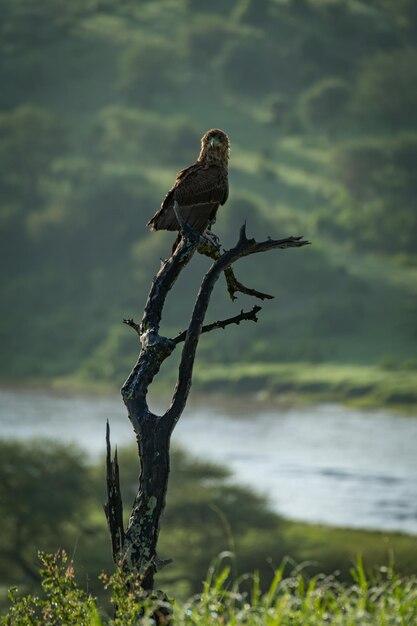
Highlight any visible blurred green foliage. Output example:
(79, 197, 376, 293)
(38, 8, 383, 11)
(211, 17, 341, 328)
(1, 439, 417, 605)
(119, 38, 182, 105)
(298, 78, 350, 134)
(318, 135, 417, 256)
(0, 440, 90, 586)
(352, 49, 417, 130)
(0, 0, 416, 402)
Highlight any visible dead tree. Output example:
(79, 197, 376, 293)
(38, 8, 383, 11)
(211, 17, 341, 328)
(104, 210, 309, 594)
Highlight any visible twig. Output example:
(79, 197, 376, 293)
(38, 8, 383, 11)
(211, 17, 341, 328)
(224, 267, 274, 301)
(172, 305, 262, 344)
(123, 318, 140, 333)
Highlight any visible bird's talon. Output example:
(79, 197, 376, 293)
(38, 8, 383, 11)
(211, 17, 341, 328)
(201, 229, 221, 251)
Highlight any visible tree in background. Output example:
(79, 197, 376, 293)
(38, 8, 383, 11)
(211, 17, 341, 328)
(0, 106, 66, 210)
(0, 440, 89, 586)
(323, 136, 417, 256)
(119, 39, 182, 105)
(352, 49, 417, 131)
(298, 78, 350, 136)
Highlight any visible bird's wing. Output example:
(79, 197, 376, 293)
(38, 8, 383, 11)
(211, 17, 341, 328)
(172, 164, 227, 208)
(148, 164, 228, 232)
(220, 176, 229, 206)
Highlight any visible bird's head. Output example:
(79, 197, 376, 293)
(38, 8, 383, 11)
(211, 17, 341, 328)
(199, 128, 230, 165)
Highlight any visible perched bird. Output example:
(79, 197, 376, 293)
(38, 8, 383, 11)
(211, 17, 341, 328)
(147, 128, 229, 251)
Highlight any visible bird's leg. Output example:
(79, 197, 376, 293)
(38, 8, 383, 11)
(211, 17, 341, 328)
(200, 226, 221, 252)
(197, 237, 221, 259)
(173, 201, 192, 237)
(172, 201, 200, 248)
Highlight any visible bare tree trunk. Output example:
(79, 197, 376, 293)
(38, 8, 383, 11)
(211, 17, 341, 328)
(104, 217, 309, 594)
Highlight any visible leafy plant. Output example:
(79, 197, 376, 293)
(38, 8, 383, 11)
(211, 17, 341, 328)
(2, 552, 417, 625)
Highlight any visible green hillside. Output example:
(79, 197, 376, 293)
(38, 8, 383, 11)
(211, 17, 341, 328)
(1, 0, 417, 408)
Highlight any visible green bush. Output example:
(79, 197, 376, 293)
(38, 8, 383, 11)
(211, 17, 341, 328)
(0, 440, 91, 587)
(326, 136, 417, 255)
(298, 77, 350, 134)
(216, 34, 285, 97)
(184, 15, 240, 67)
(264, 93, 291, 128)
(352, 48, 417, 130)
(0, 106, 66, 209)
(94, 106, 200, 164)
(119, 38, 182, 105)
(184, 0, 237, 18)
(233, 0, 272, 29)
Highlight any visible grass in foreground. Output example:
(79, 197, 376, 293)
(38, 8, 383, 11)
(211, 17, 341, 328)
(2, 551, 416, 625)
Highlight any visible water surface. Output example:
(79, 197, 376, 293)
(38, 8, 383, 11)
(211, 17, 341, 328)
(1, 388, 416, 535)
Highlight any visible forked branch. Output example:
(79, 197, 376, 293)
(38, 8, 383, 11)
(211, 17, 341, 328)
(197, 233, 274, 301)
(105, 219, 309, 598)
(165, 225, 309, 427)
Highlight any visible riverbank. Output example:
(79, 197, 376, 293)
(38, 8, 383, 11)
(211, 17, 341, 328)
(3, 360, 417, 414)
(192, 361, 417, 414)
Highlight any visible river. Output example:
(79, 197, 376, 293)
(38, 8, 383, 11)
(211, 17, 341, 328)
(1, 387, 416, 535)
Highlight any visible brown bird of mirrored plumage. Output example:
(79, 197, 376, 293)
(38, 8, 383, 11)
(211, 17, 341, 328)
(147, 128, 229, 250)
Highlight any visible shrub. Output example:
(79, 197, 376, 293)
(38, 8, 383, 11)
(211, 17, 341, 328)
(352, 48, 417, 130)
(119, 38, 182, 105)
(184, 15, 239, 67)
(94, 106, 200, 165)
(0, 106, 66, 207)
(0, 441, 90, 587)
(298, 77, 351, 134)
(323, 136, 417, 255)
(2, 553, 417, 625)
(216, 34, 289, 97)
